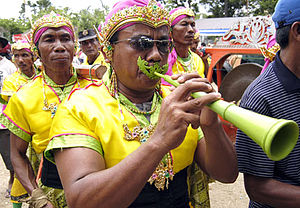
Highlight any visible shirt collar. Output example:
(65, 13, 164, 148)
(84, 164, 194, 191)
(273, 52, 300, 92)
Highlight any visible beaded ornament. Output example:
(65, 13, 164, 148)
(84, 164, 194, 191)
(260, 43, 280, 62)
(169, 7, 195, 24)
(108, 69, 174, 191)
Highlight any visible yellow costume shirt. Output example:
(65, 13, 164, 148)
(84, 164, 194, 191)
(0, 72, 93, 154)
(83, 51, 109, 67)
(45, 83, 203, 174)
(1, 70, 35, 102)
(172, 50, 205, 78)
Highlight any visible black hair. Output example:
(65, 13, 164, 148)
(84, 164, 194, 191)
(276, 24, 291, 49)
(0, 53, 11, 60)
(109, 31, 119, 44)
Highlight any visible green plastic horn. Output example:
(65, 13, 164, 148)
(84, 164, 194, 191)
(137, 57, 299, 161)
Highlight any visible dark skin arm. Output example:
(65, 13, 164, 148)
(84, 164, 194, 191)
(10, 133, 38, 194)
(55, 79, 220, 208)
(10, 133, 54, 208)
(244, 174, 300, 208)
(174, 73, 238, 183)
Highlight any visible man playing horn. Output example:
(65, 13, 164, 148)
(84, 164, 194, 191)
(236, 0, 300, 207)
(44, 0, 238, 207)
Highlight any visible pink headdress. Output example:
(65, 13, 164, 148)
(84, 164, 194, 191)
(11, 40, 32, 54)
(101, 0, 170, 60)
(30, 11, 76, 53)
(169, 7, 195, 26)
(102, 0, 168, 42)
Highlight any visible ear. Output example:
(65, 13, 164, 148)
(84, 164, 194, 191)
(291, 22, 300, 41)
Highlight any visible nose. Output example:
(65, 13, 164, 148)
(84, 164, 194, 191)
(18, 56, 25, 63)
(187, 24, 195, 34)
(54, 40, 66, 53)
(146, 43, 163, 63)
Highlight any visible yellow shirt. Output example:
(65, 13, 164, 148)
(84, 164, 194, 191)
(45, 83, 203, 174)
(83, 52, 107, 66)
(172, 51, 205, 78)
(1, 70, 35, 102)
(0, 72, 93, 154)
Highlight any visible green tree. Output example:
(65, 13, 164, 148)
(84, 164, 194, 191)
(0, 18, 30, 41)
(70, 8, 106, 32)
(157, 0, 200, 13)
(2, 0, 107, 41)
(158, 0, 278, 17)
(249, 0, 278, 16)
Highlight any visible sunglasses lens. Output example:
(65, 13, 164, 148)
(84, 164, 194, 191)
(141, 37, 154, 50)
(130, 37, 172, 54)
(157, 41, 171, 53)
(130, 37, 153, 51)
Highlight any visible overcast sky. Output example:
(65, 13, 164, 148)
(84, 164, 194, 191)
(1, 0, 119, 19)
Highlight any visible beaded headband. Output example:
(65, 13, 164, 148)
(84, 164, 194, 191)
(169, 8, 195, 24)
(11, 42, 32, 54)
(101, 0, 170, 42)
(29, 11, 76, 57)
(101, 0, 170, 59)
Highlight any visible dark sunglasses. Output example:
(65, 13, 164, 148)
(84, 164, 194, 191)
(113, 36, 173, 54)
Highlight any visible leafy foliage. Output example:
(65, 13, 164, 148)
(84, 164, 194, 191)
(1, 0, 279, 41)
(0, 0, 107, 41)
(158, 0, 278, 17)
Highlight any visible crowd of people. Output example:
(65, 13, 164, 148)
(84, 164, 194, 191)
(0, 0, 299, 207)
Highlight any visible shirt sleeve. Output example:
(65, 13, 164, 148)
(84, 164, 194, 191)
(235, 85, 275, 178)
(0, 93, 32, 142)
(2, 76, 16, 102)
(45, 95, 103, 164)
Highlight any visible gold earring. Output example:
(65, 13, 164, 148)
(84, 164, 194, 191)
(103, 42, 113, 61)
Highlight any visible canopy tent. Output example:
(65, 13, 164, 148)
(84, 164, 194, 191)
(195, 16, 270, 37)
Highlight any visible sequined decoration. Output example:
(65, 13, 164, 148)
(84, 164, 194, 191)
(42, 102, 58, 118)
(122, 123, 174, 190)
(148, 153, 174, 191)
(110, 68, 174, 191)
(123, 123, 155, 143)
(42, 76, 58, 118)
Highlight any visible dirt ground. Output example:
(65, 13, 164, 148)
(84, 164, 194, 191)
(0, 157, 249, 208)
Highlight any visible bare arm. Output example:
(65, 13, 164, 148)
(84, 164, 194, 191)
(55, 142, 166, 208)
(10, 133, 38, 194)
(55, 78, 221, 208)
(244, 173, 300, 208)
(173, 73, 238, 183)
(194, 115, 238, 183)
